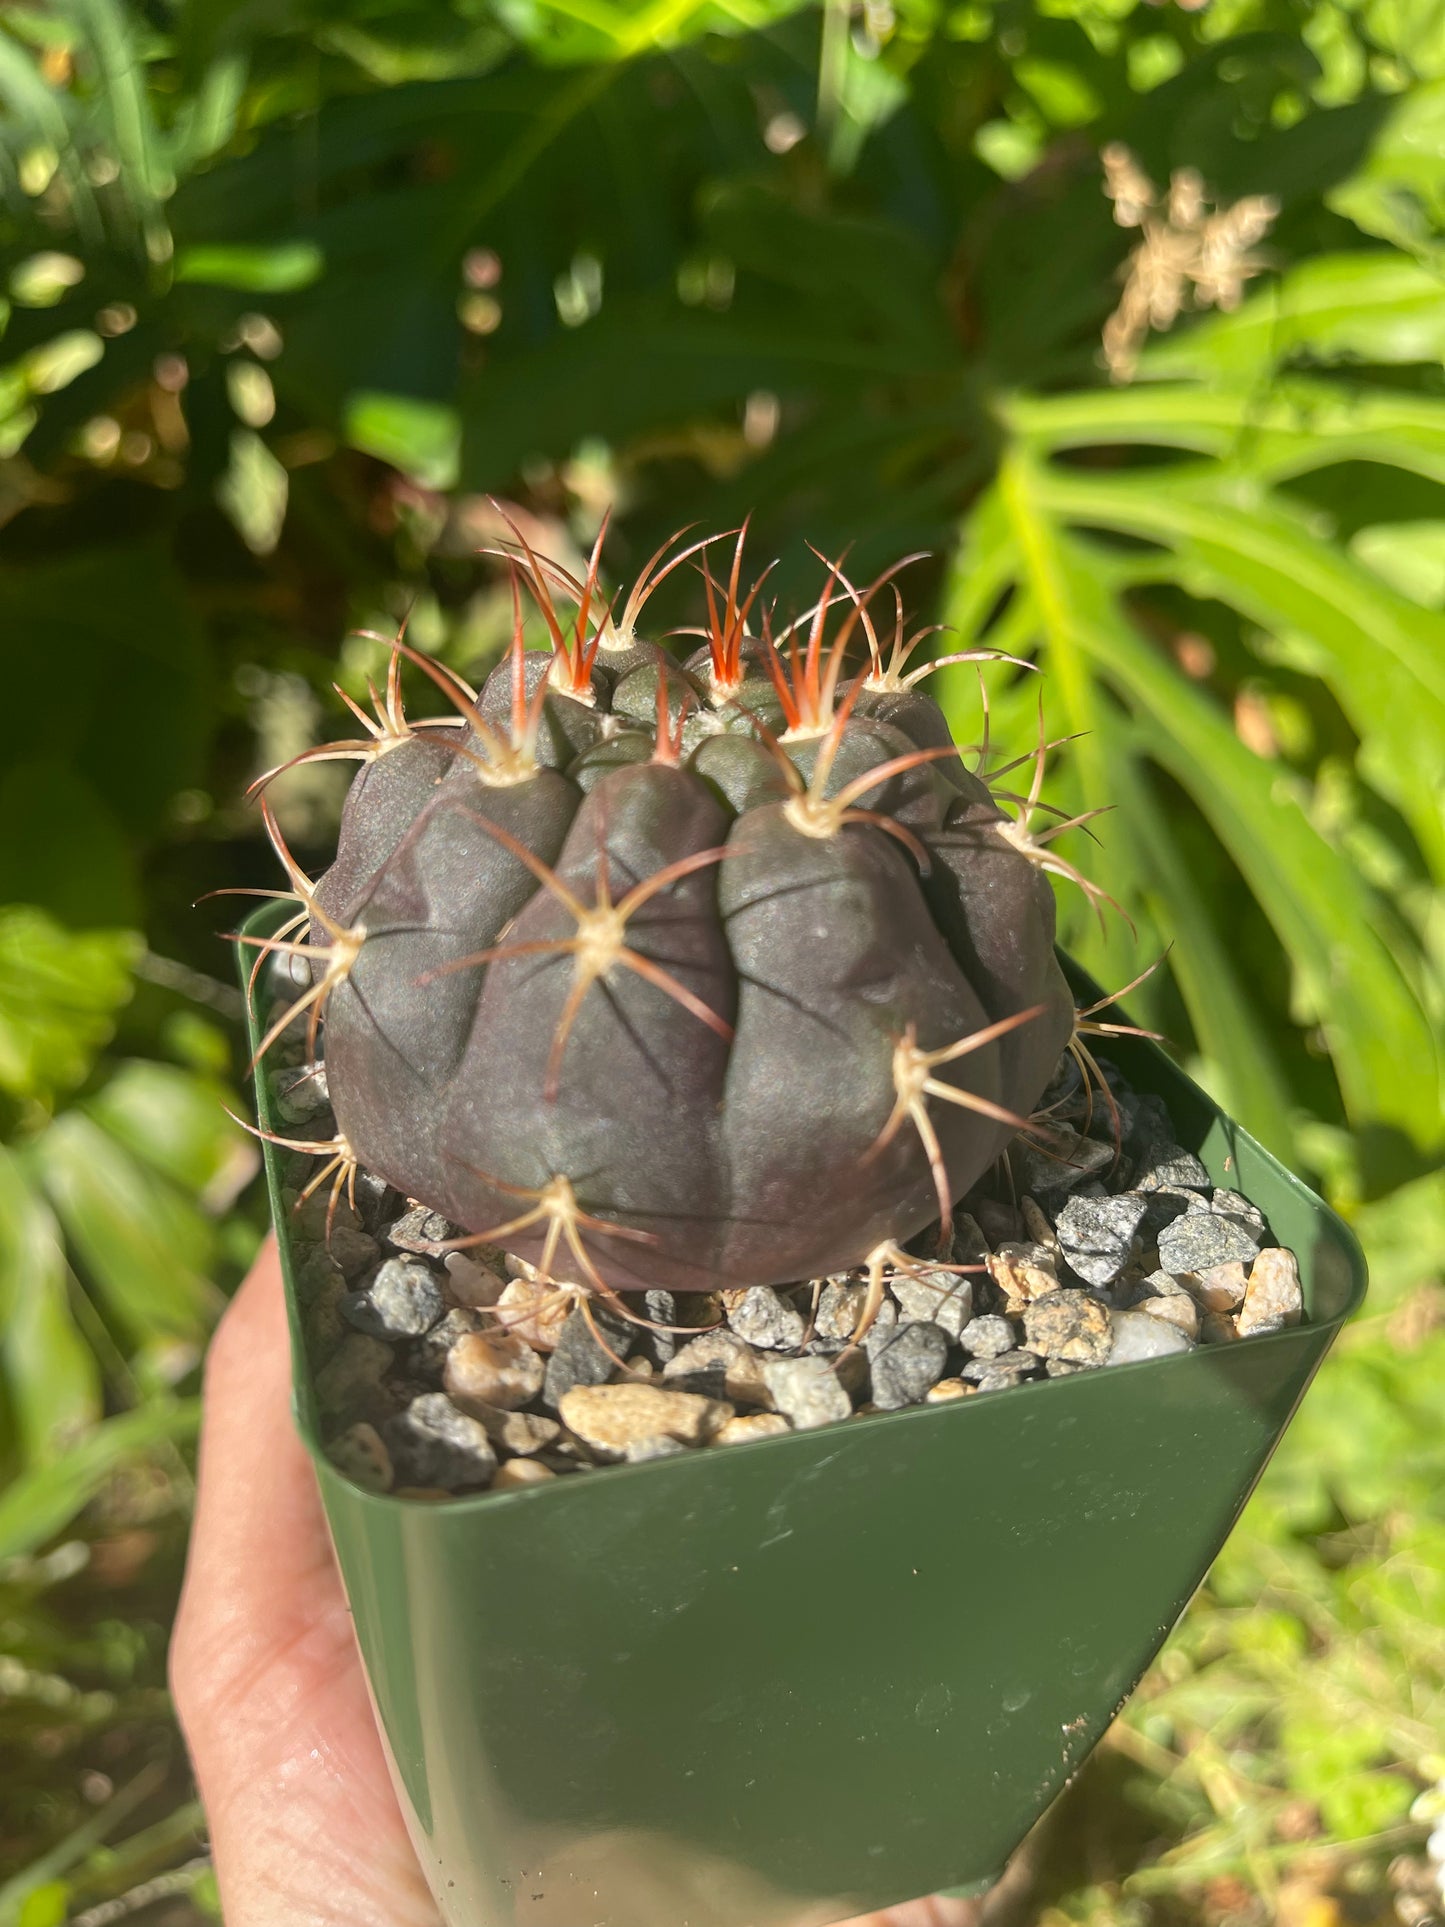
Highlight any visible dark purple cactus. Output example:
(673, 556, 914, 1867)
(249, 530, 1087, 1298)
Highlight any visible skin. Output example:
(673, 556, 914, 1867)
(171, 1244, 984, 1927)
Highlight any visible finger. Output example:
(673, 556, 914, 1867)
(844, 1897, 985, 1927)
(171, 1239, 439, 1927)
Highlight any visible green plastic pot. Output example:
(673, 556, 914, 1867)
(241, 906, 1365, 1927)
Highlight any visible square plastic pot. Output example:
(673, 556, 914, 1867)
(242, 907, 1365, 1927)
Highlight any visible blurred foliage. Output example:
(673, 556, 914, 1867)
(0, 0, 1442, 1917)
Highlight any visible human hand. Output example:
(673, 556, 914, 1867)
(172, 1242, 985, 1927)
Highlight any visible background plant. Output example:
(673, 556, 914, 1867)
(1, 0, 1442, 1919)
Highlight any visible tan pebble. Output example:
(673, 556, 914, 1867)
(710, 1412, 792, 1446)
(1180, 1260, 1248, 1311)
(558, 1383, 733, 1461)
(1137, 1294, 1201, 1341)
(1237, 1247, 1303, 1336)
(663, 1330, 773, 1407)
(444, 1331, 544, 1411)
(1019, 1196, 1059, 1253)
(1200, 1308, 1240, 1344)
(925, 1378, 975, 1403)
(392, 1486, 454, 1502)
(324, 1421, 393, 1492)
(495, 1276, 573, 1352)
(492, 1459, 557, 1490)
(986, 1247, 1056, 1307)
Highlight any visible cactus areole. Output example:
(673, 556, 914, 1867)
(250, 526, 1088, 1298)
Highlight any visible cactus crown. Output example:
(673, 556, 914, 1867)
(242, 525, 1112, 1306)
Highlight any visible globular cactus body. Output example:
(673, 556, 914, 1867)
(258, 533, 1080, 1295)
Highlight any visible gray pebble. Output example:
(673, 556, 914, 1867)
(815, 1278, 870, 1345)
(1106, 1308, 1195, 1364)
(1136, 1187, 1202, 1239)
(1014, 1128, 1114, 1204)
(351, 1168, 392, 1231)
(325, 1223, 381, 1280)
(943, 1214, 990, 1267)
(1157, 1210, 1261, 1274)
(385, 1204, 454, 1253)
(442, 1252, 505, 1309)
(1022, 1289, 1112, 1366)
(1055, 1193, 1147, 1286)
(383, 1393, 497, 1489)
(643, 1290, 679, 1364)
(724, 1286, 806, 1351)
(342, 1257, 445, 1339)
(469, 1406, 562, 1456)
(314, 1333, 393, 1427)
(973, 1198, 1020, 1246)
(1211, 1188, 1268, 1234)
(961, 1314, 1017, 1359)
(867, 1321, 950, 1410)
(1135, 1146, 1211, 1193)
(969, 1364, 1039, 1393)
(408, 1305, 488, 1373)
(890, 1266, 974, 1340)
(301, 1263, 348, 1354)
(1118, 1090, 1174, 1162)
(960, 1349, 1038, 1384)
(271, 1061, 330, 1123)
(760, 1355, 853, 1430)
(542, 1306, 633, 1411)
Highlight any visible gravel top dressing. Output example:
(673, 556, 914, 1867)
(263, 1007, 1305, 1501)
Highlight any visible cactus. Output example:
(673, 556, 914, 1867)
(244, 525, 1103, 1303)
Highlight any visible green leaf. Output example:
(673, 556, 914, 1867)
(1328, 80, 1445, 262)
(84, 1060, 249, 1202)
(0, 908, 138, 1106)
(0, 546, 214, 850)
(0, 1148, 101, 1470)
(173, 240, 325, 290)
(1317, 1770, 1417, 1840)
(35, 1115, 223, 1346)
(1029, 463, 1445, 885)
(949, 466, 1301, 1155)
(1004, 452, 1443, 1150)
(215, 427, 289, 556)
(1351, 520, 1445, 605)
(1001, 379, 1445, 490)
(1141, 252, 1445, 380)
(491, 0, 815, 65)
(0, 1399, 199, 1560)
(15, 1882, 67, 1927)
(344, 393, 460, 488)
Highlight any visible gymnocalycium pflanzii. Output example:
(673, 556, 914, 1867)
(242, 523, 1123, 1330)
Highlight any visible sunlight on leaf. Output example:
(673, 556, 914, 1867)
(0, 910, 139, 1107)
